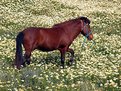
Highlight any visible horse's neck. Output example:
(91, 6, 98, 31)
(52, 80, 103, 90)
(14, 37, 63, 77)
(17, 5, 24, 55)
(64, 20, 81, 40)
(53, 19, 81, 40)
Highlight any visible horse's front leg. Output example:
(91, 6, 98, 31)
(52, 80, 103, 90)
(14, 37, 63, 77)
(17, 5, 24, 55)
(67, 48, 74, 66)
(59, 49, 66, 69)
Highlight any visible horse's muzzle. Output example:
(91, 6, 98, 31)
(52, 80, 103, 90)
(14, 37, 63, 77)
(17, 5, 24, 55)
(88, 34, 93, 40)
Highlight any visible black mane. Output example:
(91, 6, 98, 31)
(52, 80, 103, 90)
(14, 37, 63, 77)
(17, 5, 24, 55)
(80, 16, 90, 24)
(53, 16, 90, 28)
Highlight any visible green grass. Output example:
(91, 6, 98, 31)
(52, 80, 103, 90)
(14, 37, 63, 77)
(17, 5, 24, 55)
(0, 0, 121, 91)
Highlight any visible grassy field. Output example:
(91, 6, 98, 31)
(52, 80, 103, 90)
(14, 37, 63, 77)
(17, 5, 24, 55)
(0, 0, 121, 91)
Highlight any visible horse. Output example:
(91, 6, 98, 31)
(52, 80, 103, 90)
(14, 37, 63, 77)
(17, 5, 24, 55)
(14, 16, 93, 69)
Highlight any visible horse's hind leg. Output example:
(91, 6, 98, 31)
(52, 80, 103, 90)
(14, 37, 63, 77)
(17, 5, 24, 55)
(23, 39, 32, 65)
(24, 51, 31, 65)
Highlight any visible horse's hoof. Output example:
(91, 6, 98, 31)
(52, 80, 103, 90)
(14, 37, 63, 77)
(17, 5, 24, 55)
(26, 61, 30, 65)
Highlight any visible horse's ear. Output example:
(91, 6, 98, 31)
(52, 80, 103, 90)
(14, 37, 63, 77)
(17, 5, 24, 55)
(87, 19, 90, 24)
(86, 18, 90, 24)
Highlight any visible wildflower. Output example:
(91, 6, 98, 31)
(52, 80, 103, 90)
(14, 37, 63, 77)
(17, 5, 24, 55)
(14, 88, 18, 91)
(45, 86, 49, 89)
(32, 75, 37, 78)
(71, 84, 75, 87)
(18, 88, 24, 91)
(21, 80, 24, 82)
(60, 70, 64, 74)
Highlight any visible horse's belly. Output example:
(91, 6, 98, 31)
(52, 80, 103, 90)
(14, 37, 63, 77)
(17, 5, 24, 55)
(37, 46, 56, 52)
(36, 37, 60, 52)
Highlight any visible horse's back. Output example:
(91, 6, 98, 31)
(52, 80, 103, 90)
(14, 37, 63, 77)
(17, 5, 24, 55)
(22, 27, 60, 51)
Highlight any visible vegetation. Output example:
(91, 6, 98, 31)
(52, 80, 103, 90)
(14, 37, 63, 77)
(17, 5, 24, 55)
(0, 0, 121, 91)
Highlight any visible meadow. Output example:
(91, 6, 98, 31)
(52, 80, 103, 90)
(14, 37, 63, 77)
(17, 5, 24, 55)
(0, 0, 121, 91)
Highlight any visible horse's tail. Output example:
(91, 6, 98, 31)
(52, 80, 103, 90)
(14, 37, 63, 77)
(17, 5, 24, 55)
(14, 32, 24, 69)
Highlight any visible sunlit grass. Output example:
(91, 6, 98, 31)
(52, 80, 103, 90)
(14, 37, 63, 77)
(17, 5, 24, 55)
(0, 0, 121, 91)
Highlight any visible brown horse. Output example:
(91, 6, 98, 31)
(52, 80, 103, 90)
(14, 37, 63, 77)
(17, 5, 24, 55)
(14, 16, 93, 69)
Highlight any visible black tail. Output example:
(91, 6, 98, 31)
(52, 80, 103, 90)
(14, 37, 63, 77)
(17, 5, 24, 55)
(14, 32, 24, 69)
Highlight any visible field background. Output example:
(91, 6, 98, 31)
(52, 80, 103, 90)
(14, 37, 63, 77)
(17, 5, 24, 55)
(0, 0, 121, 91)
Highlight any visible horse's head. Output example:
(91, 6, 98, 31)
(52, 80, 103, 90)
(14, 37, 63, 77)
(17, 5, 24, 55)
(80, 17, 93, 40)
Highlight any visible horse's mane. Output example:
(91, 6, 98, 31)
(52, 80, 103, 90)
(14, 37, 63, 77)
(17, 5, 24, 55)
(53, 18, 77, 27)
(53, 16, 90, 28)
(80, 17, 90, 24)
